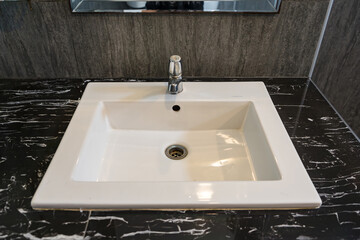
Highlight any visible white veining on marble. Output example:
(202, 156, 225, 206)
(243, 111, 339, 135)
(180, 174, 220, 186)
(0, 79, 359, 239)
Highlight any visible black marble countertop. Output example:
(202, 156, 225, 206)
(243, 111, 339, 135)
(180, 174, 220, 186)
(0, 78, 359, 239)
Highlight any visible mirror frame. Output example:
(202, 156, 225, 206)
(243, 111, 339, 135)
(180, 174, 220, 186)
(70, 0, 282, 13)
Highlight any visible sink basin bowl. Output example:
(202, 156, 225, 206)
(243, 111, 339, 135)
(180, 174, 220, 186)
(32, 82, 321, 210)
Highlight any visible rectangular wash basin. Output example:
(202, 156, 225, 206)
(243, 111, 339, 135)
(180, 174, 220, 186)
(32, 82, 321, 210)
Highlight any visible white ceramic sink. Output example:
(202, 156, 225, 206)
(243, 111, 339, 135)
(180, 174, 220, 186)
(32, 82, 321, 210)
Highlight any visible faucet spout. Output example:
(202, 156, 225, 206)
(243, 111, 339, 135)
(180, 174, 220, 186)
(168, 55, 183, 94)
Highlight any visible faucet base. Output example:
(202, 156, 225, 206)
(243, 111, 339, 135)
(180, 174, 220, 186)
(168, 82, 183, 94)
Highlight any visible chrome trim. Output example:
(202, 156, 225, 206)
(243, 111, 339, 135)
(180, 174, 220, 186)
(71, 0, 282, 13)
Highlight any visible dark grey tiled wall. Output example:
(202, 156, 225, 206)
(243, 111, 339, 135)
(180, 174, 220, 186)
(312, 0, 360, 137)
(0, 0, 328, 79)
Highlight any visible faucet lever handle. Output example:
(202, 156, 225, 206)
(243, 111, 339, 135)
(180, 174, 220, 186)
(169, 55, 182, 78)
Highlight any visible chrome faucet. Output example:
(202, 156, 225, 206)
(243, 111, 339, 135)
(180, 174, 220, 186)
(168, 55, 183, 94)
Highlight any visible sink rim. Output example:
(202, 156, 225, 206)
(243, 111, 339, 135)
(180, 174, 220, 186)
(31, 82, 322, 210)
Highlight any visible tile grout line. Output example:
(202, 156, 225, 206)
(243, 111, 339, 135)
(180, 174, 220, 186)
(82, 210, 92, 239)
(308, 0, 334, 78)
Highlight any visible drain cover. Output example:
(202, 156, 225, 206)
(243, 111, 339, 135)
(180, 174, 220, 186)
(165, 144, 188, 160)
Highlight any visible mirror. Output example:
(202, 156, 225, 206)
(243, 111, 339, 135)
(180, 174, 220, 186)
(71, 0, 282, 13)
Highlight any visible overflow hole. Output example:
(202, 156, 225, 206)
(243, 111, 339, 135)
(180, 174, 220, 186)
(172, 105, 181, 112)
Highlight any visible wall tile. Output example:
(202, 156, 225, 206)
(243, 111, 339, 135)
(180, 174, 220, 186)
(312, 0, 360, 137)
(0, 0, 329, 79)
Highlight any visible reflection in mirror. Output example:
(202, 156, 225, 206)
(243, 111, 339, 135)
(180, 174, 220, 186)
(71, 0, 282, 13)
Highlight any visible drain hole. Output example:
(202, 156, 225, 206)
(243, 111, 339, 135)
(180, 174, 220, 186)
(165, 144, 188, 160)
(172, 105, 181, 112)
